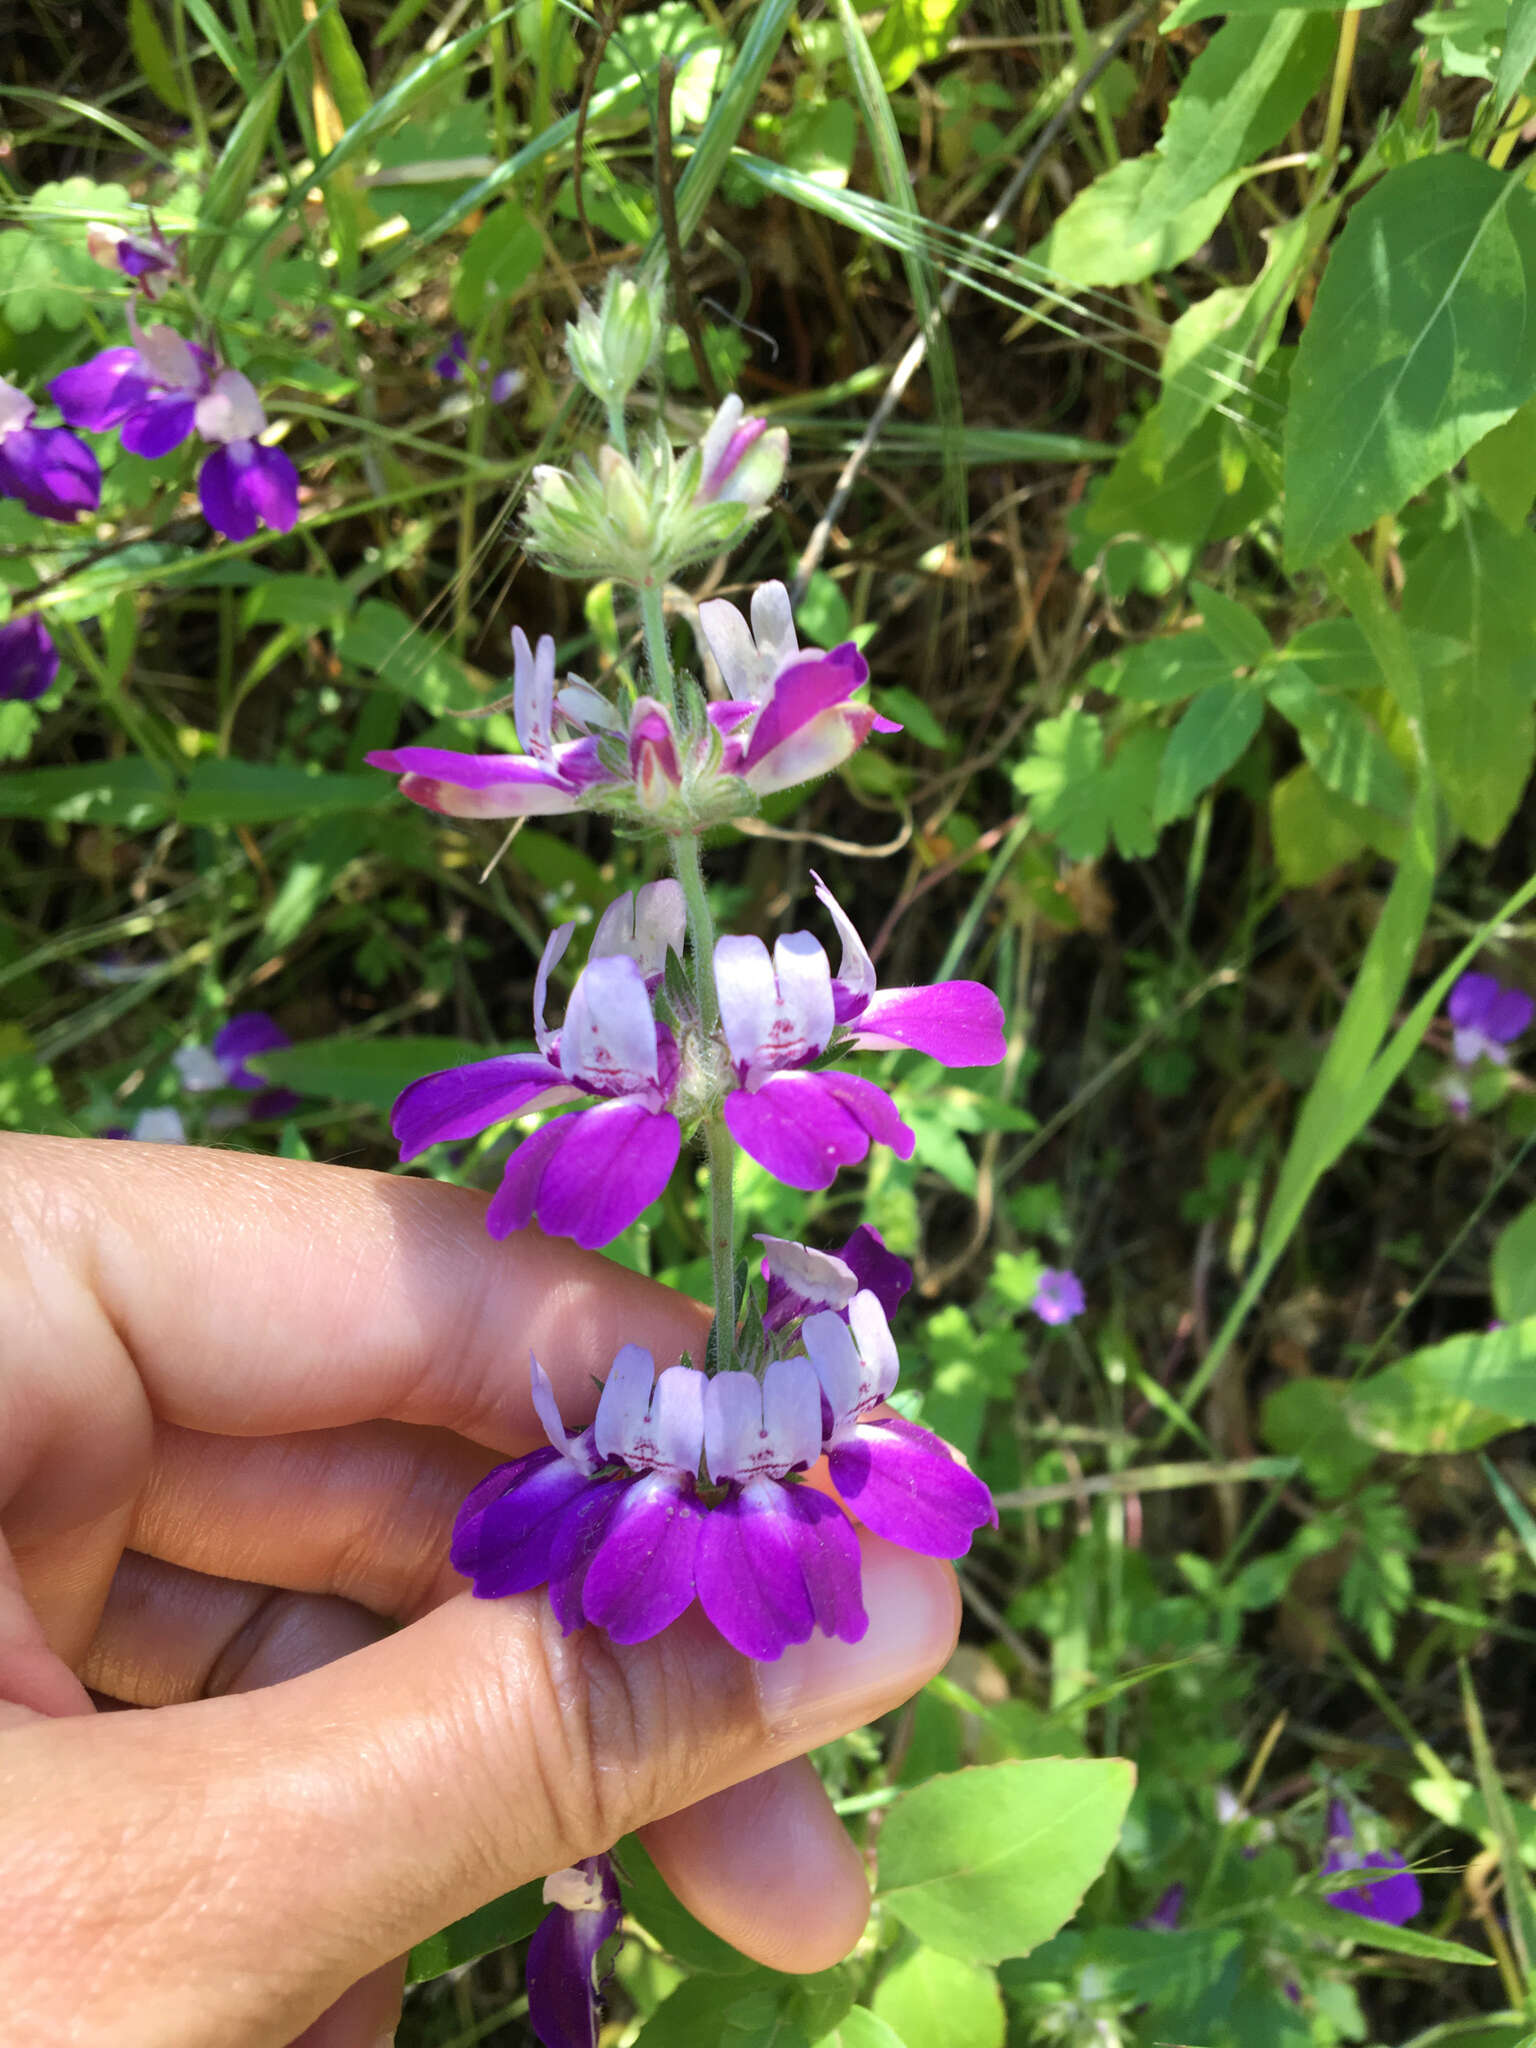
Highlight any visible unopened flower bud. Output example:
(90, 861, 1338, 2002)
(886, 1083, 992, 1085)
(628, 697, 683, 812)
(566, 271, 665, 405)
(598, 443, 656, 550)
(697, 395, 789, 509)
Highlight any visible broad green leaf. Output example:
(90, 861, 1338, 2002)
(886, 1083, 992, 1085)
(637, 1972, 813, 2048)
(129, 0, 189, 111)
(1401, 2020, 1531, 2048)
(1109, 628, 1237, 704)
(1013, 712, 1164, 861)
(1268, 763, 1374, 885)
(1467, 398, 1536, 532)
(598, 3, 724, 127)
(1496, 0, 1536, 111)
(1154, 683, 1264, 825)
(1188, 580, 1274, 666)
(405, 1883, 543, 1983)
(781, 100, 858, 189)
(0, 757, 172, 828)
(242, 576, 349, 632)
(814, 2012, 907, 2048)
(867, 0, 967, 88)
(1278, 1895, 1491, 1965)
(176, 762, 385, 826)
(1492, 1201, 1536, 1322)
(334, 599, 487, 715)
(1402, 508, 1536, 845)
(1265, 669, 1413, 817)
(1285, 155, 1536, 565)
(1028, 158, 1242, 289)
(1261, 1378, 1379, 1498)
(1162, 0, 1377, 28)
(1151, 10, 1336, 219)
(451, 201, 543, 326)
(871, 1953, 1002, 2048)
(876, 1758, 1134, 1964)
(1345, 1318, 1536, 1454)
(251, 1034, 489, 1114)
(1074, 410, 1271, 598)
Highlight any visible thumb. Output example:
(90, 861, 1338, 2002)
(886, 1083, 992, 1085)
(3, 1535, 957, 2048)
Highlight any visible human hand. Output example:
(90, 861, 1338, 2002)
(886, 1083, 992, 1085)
(0, 1135, 958, 2048)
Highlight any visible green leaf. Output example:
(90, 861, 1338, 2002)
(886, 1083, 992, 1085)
(867, 0, 968, 89)
(334, 600, 486, 714)
(1492, 1202, 1536, 1322)
(242, 575, 350, 632)
(876, 1758, 1134, 1964)
(405, 1882, 543, 1983)
(1074, 410, 1270, 599)
(621, 1839, 759, 1975)
(1496, 0, 1536, 112)
(1285, 155, 1536, 565)
(0, 757, 172, 827)
(1265, 669, 1413, 817)
(258, 817, 373, 955)
(1261, 1378, 1380, 1498)
(1268, 763, 1376, 885)
(5, 177, 134, 332)
(1110, 627, 1237, 704)
(1028, 157, 1243, 289)
(251, 1034, 490, 1114)
(1153, 682, 1264, 826)
(1013, 712, 1164, 861)
(1162, 0, 1376, 29)
(1402, 507, 1536, 846)
(1151, 10, 1336, 219)
(177, 762, 385, 826)
(814, 2012, 908, 2048)
(1467, 398, 1536, 532)
(598, 3, 724, 126)
(129, 0, 189, 111)
(451, 201, 543, 326)
(1462, 1664, 1536, 1977)
(1345, 1318, 1536, 1454)
(1278, 1895, 1491, 1966)
(638, 1972, 813, 2048)
(871, 1951, 1003, 2048)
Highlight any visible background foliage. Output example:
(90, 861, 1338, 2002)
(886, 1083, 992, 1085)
(8, 0, 1536, 2041)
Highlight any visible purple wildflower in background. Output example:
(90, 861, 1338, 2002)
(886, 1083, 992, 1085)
(0, 377, 100, 523)
(433, 331, 524, 405)
(1032, 1268, 1085, 1325)
(393, 884, 686, 1248)
(51, 322, 298, 540)
(717, 874, 1006, 1191)
(0, 614, 60, 702)
(1448, 972, 1533, 1069)
(527, 1856, 621, 2048)
(452, 1262, 994, 1657)
(1139, 1883, 1185, 1932)
(1321, 1801, 1422, 1925)
(173, 1012, 301, 1120)
(367, 628, 615, 818)
(86, 219, 178, 292)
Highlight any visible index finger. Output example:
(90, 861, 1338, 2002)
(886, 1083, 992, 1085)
(2, 1134, 710, 1526)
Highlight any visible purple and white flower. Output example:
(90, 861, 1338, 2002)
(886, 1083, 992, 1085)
(86, 219, 178, 293)
(717, 874, 1005, 1190)
(1320, 1800, 1421, 1926)
(803, 1293, 997, 1558)
(695, 395, 788, 510)
(103, 1107, 188, 1144)
(0, 377, 100, 524)
(526, 1855, 622, 2048)
(698, 581, 900, 796)
(1448, 971, 1533, 1069)
(0, 614, 61, 702)
(366, 628, 615, 818)
(759, 1224, 912, 1331)
(1032, 1268, 1085, 1325)
(433, 330, 524, 406)
(51, 325, 298, 541)
(173, 1011, 300, 1120)
(1139, 1883, 1185, 1932)
(393, 884, 686, 1248)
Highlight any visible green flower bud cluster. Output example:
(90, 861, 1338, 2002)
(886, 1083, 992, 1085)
(564, 272, 665, 407)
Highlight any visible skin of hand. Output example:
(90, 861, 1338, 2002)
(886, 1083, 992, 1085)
(0, 1135, 960, 2048)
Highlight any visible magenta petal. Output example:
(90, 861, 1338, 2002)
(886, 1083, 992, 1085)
(696, 1479, 866, 1660)
(0, 427, 101, 521)
(725, 1070, 911, 1191)
(829, 1417, 996, 1557)
(120, 392, 197, 458)
(489, 1099, 681, 1248)
(393, 1053, 570, 1161)
(817, 1070, 915, 1160)
(452, 1448, 596, 1597)
(49, 347, 152, 429)
(213, 1010, 291, 1088)
(1322, 1852, 1422, 1926)
(580, 1471, 703, 1643)
(526, 1858, 622, 2048)
(739, 648, 869, 774)
(839, 1225, 913, 1320)
(845, 982, 1006, 1065)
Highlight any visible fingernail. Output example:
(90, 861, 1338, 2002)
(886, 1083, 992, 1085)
(754, 1538, 959, 1742)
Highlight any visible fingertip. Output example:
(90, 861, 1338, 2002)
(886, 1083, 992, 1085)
(640, 1757, 870, 1974)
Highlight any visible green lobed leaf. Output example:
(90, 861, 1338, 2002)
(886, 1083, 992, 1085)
(876, 1758, 1135, 1965)
(1013, 712, 1164, 861)
(870, 1950, 1003, 2048)
(1285, 155, 1536, 565)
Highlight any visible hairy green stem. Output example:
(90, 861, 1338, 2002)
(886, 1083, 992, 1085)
(639, 582, 735, 1365)
(606, 397, 630, 460)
